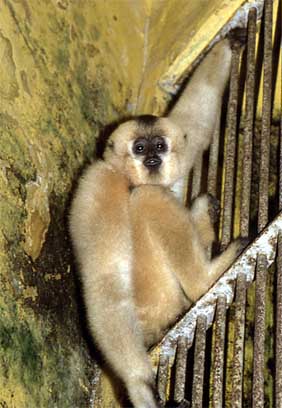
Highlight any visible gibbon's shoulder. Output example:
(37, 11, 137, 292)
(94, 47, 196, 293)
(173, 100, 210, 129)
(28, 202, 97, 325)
(73, 159, 130, 204)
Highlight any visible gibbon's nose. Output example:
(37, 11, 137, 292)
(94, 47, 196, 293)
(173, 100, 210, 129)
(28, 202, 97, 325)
(143, 156, 162, 171)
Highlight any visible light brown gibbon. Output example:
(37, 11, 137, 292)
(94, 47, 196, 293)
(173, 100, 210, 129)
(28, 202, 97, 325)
(69, 37, 242, 408)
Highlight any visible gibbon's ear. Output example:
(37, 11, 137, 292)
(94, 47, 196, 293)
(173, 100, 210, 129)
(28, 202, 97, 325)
(107, 139, 115, 151)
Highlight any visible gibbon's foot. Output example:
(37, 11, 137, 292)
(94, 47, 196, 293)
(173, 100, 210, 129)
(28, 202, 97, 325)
(216, 237, 249, 257)
(153, 387, 165, 408)
(227, 27, 248, 49)
(175, 399, 191, 408)
(207, 193, 220, 224)
(235, 236, 250, 256)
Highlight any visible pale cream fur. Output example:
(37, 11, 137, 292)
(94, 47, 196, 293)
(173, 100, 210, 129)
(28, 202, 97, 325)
(69, 40, 235, 408)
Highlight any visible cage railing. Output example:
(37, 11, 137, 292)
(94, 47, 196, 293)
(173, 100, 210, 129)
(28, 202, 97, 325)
(151, 1, 282, 406)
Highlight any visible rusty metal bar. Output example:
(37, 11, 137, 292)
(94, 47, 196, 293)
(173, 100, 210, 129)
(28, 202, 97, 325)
(157, 352, 170, 403)
(174, 336, 188, 403)
(240, 8, 257, 238)
(278, 110, 282, 210)
(207, 117, 221, 259)
(191, 156, 203, 200)
(252, 254, 267, 408)
(208, 115, 221, 198)
(231, 273, 247, 408)
(191, 315, 207, 408)
(258, 0, 273, 232)
(221, 45, 241, 249)
(211, 295, 227, 408)
(276, 233, 282, 406)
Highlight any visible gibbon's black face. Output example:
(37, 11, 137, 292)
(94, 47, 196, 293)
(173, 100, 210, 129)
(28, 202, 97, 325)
(132, 115, 168, 173)
(105, 114, 187, 187)
(132, 136, 168, 172)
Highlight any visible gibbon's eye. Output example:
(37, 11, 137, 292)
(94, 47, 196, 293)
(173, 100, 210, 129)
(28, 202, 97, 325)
(133, 138, 147, 155)
(152, 136, 167, 153)
(136, 144, 145, 152)
(156, 142, 164, 151)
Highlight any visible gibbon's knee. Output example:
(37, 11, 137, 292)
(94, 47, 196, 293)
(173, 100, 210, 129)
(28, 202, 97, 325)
(190, 194, 220, 249)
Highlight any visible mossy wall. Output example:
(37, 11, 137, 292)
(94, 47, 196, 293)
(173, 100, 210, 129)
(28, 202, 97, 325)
(0, 1, 122, 406)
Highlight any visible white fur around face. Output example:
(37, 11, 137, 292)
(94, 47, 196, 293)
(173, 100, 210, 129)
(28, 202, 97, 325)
(123, 134, 186, 188)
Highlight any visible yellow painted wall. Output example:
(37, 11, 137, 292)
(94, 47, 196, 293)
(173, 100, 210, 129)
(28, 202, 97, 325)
(1, 0, 279, 406)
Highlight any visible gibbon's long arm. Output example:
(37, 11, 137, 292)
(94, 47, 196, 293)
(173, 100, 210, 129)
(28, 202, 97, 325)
(69, 162, 159, 408)
(169, 39, 232, 173)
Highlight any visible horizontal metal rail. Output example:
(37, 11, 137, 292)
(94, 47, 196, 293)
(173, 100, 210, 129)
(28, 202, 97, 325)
(154, 211, 281, 406)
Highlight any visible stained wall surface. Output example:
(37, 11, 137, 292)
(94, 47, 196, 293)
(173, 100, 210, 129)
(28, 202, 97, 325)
(0, 0, 269, 406)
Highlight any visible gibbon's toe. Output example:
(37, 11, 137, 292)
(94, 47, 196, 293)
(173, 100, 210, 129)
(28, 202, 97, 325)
(207, 193, 221, 224)
(227, 27, 248, 49)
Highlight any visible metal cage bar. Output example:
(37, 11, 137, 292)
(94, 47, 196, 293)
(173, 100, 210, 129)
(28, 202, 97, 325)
(221, 44, 241, 249)
(240, 8, 257, 238)
(191, 315, 207, 408)
(276, 233, 282, 406)
(174, 336, 189, 403)
(157, 352, 170, 403)
(258, 0, 273, 232)
(231, 273, 247, 408)
(211, 295, 227, 408)
(252, 254, 268, 407)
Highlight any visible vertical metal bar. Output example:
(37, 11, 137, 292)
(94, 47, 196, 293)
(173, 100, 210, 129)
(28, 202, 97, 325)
(208, 115, 221, 197)
(221, 45, 241, 249)
(231, 273, 247, 408)
(240, 8, 257, 237)
(275, 232, 282, 408)
(207, 117, 220, 257)
(192, 315, 207, 408)
(191, 156, 203, 200)
(157, 353, 170, 403)
(174, 336, 188, 403)
(211, 296, 227, 408)
(276, 233, 282, 407)
(252, 254, 267, 408)
(279, 108, 282, 210)
(258, 0, 273, 232)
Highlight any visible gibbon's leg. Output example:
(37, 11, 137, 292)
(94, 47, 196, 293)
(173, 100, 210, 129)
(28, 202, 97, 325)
(69, 165, 159, 408)
(130, 185, 240, 304)
(190, 194, 220, 250)
(188, 239, 243, 301)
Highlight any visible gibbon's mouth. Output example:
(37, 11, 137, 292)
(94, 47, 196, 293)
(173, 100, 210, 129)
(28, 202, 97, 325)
(143, 157, 162, 172)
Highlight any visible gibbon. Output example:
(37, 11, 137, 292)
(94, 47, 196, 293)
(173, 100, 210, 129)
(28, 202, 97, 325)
(69, 38, 241, 408)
